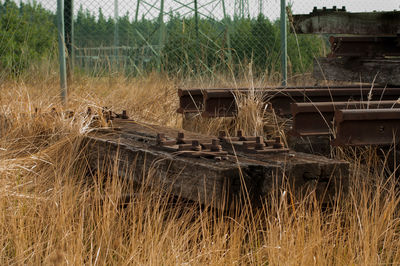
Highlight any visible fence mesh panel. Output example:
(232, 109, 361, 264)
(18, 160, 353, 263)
(0, 0, 399, 77)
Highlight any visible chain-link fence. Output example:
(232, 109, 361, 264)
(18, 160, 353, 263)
(0, 0, 399, 78)
(67, 0, 284, 77)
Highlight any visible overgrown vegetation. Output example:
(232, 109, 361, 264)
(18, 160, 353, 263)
(0, 0, 56, 75)
(2, 1, 399, 264)
(0, 0, 325, 77)
(0, 72, 400, 264)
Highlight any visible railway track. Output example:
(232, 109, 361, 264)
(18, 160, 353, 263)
(177, 86, 400, 147)
(177, 7, 400, 148)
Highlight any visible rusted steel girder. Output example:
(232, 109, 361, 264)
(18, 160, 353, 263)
(329, 36, 400, 58)
(332, 109, 400, 146)
(290, 100, 400, 137)
(177, 85, 369, 115)
(202, 87, 400, 117)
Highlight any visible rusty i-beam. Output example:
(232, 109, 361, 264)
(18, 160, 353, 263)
(290, 100, 400, 137)
(178, 86, 400, 118)
(332, 109, 400, 146)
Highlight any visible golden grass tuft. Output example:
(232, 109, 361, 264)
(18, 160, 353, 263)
(1, 71, 400, 264)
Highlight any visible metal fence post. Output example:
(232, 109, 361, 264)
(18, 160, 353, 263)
(222, 0, 232, 66)
(194, 0, 200, 72)
(114, 0, 119, 66)
(158, 0, 165, 72)
(64, 0, 73, 79)
(57, 0, 67, 104)
(281, 0, 287, 86)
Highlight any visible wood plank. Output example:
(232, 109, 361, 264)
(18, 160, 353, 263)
(292, 10, 400, 35)
(82, 119, 349, 208)
(313, 58, 400, 86)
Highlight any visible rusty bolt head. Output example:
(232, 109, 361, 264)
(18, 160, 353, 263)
(255, 136, 266, 150)
(273, 136, 284, 149)
(191, 140, 202, 151)
(218, 131, 226, 139)
(211, 139, 222, 152)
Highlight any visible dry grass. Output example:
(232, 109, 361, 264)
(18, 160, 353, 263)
(1, 69, 400, 265)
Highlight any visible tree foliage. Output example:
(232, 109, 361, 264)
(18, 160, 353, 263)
(0, 0, 56, 74)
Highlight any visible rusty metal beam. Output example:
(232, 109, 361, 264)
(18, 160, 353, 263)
(329, 36, 400, 58)
(292, 9, 400, 36)
(332, 109, 400, 146)
(290, 100, 400, 137)
(177, 85, 370, 114)
(202, 87, 400, 117)
(177, 88, 205, 114)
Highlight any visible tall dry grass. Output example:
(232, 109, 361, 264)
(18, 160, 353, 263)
(1, 69, 400, 265)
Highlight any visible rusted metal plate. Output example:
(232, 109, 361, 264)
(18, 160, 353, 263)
(290, 100, 400, 136)
(329, 36, 400, 58)
(332, 109, 400, 146)
(292, 9, 400, 35)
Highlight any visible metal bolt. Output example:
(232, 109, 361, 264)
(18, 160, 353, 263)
(211, 139, 222, 152)
(191, 140, 202, 151)
(313, 6, 317, 13)
(255, 136, 265, 150)
(273, 136, 284, 149)
(341, 6, 346, 11)
(218, 131, 226, 139)
(177, 132, 185, 144)
(237, 130, 246, 141)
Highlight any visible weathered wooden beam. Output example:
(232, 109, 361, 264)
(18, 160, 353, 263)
(82, 119, 349, 208)
(313, 58, 400, 86)
(292, 10, 400, 35)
